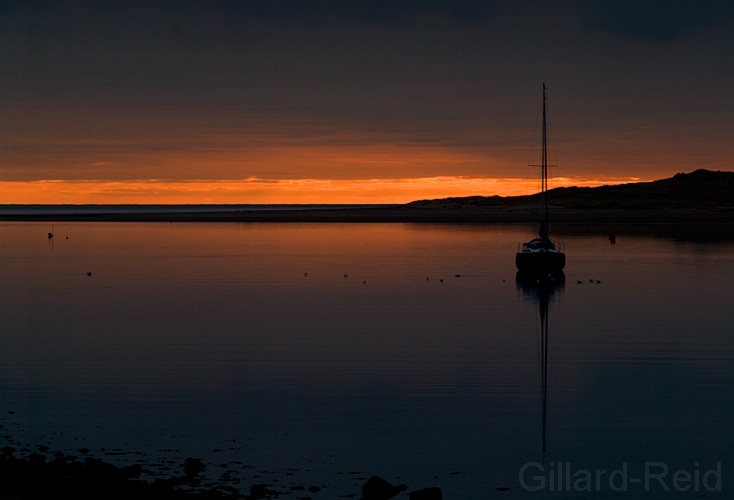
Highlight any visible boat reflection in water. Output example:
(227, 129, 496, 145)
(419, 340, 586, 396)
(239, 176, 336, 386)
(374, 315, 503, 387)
(516, 271, 564, 459)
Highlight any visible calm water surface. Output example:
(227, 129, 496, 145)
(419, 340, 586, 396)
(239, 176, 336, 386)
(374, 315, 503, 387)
(1, 222, 732, 499)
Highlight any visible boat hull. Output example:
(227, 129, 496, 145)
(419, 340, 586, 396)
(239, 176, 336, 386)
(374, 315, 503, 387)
(515, 251, 566, 274)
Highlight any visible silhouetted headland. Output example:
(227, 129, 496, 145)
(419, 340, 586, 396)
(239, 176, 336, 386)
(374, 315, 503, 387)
(2, 169, 732, 223)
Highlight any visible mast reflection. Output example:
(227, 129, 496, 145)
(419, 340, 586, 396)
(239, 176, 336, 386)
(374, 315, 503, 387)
(516, 271, 564, 460)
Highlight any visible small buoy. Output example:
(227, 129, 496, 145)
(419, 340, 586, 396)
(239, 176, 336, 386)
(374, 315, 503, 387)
(455, 274, 461, 278)
(87, 272, 92, 276)
(439, 279, 444, 283)
(304, 273, 308, 277)
(362, 280, 367, 284)
(344, 274, 348, 278)
(48, 233, 54, 239)
(426, 277, 430, 281)
(596, 280, 601, 284)
(576, 280, 582, 284)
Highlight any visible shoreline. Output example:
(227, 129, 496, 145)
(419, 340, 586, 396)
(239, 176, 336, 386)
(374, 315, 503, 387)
(0, 447, 447, 500)
(1, 206, 733, 223)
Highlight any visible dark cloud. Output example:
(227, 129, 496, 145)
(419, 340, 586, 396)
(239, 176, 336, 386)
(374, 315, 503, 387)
(580, 0, 734, 41)
(0, 0, 56, 18)
(329, 0, 509, 23)
(176, 0, 513, 23)
(4, 0, 732, 37)
(0, 0, 515, 24)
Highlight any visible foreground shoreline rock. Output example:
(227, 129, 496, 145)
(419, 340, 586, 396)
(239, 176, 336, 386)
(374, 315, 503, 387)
(0, 447, 443, 500)
(0, 447, 238, 499)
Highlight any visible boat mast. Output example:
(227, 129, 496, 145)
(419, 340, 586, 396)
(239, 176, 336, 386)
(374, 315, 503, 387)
(540, 83, 549, 240)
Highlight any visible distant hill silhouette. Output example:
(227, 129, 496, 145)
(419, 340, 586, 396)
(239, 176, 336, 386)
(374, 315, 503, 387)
(2, 169, 731, 224)
(405, 169, 734, 210)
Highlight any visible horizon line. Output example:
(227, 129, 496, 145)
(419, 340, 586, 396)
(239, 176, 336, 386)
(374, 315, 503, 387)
(0, 173, 668, 205)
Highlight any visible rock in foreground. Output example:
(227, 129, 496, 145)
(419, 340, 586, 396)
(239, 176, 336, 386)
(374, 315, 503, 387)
(361, 475, 408, 500)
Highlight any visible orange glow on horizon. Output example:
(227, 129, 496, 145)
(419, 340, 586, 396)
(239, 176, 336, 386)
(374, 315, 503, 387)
(0, 176, 646, 205)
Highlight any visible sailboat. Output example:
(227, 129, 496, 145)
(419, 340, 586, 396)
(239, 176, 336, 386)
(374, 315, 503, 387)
(516, 83, 566, 275)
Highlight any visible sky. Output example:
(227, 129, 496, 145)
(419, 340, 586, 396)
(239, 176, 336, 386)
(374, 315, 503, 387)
(1, 0, 733, 204)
